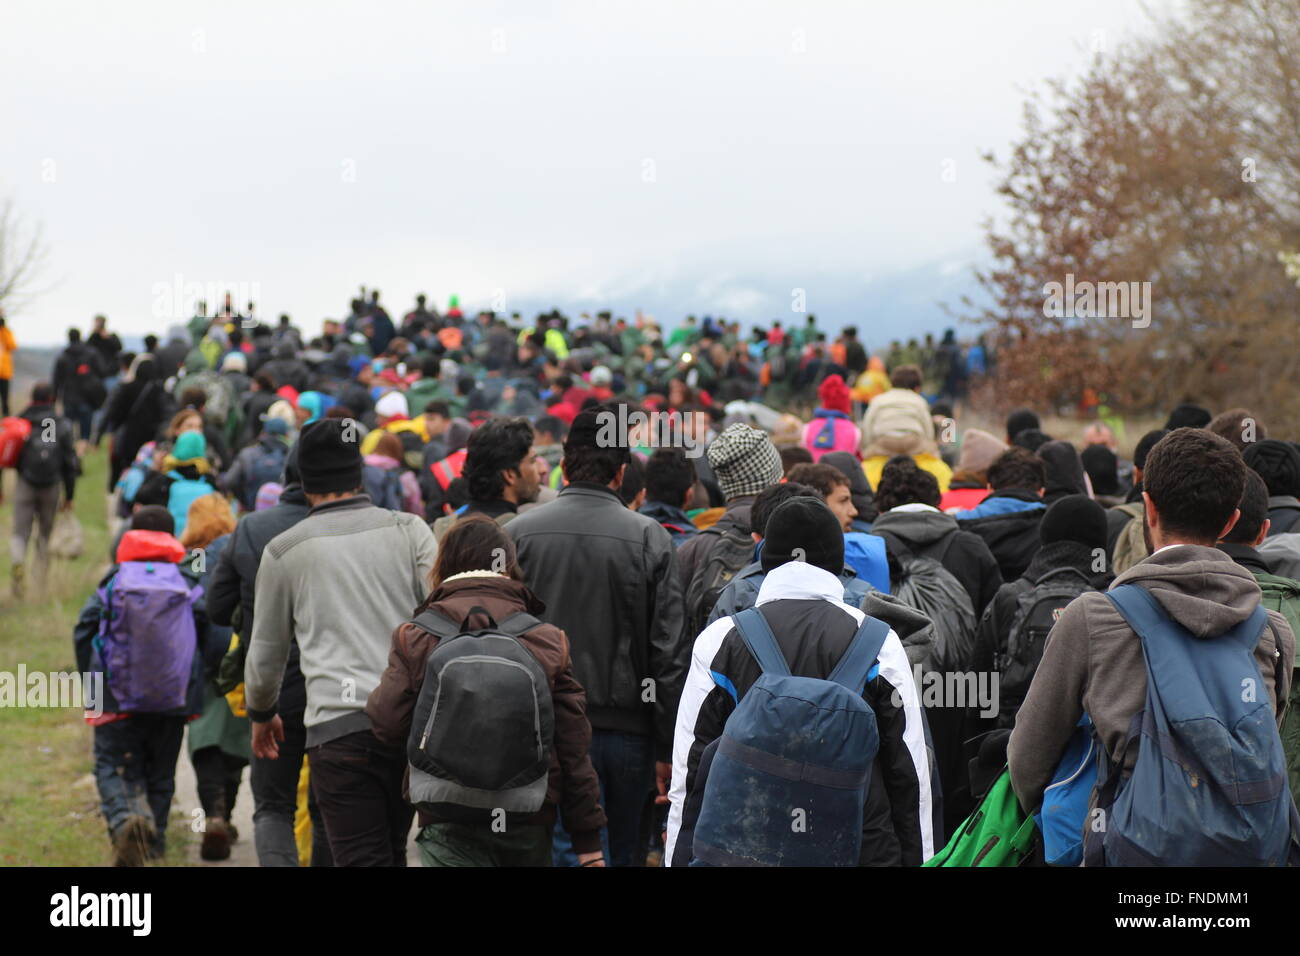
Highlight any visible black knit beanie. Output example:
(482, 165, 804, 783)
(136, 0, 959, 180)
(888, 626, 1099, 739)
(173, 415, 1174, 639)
(297, 419, 363, 495)
(1039, 494, 1108, 551)
(760, 496, 845, 575)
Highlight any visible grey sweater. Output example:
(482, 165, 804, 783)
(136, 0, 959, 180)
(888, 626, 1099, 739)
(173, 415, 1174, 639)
(246, 495, 437, 746)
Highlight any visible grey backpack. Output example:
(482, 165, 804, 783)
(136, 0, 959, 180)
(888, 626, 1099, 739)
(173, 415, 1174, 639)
(406, 606, 553, 814)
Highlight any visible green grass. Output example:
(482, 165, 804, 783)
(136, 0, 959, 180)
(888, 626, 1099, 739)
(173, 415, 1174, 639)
(0, 448, 195, 866)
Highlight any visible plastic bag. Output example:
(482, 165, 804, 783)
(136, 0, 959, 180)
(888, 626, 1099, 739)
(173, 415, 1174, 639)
(49, 511, 84, 560)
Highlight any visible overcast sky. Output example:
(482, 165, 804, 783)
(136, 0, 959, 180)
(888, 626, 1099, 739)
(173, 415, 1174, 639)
(0, 0, 1167, 344)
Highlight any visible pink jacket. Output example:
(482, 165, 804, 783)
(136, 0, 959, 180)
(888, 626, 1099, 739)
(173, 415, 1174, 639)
(802, 413, 862, 462)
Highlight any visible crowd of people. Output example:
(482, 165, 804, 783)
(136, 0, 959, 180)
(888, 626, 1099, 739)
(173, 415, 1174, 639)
(3, 291, 1299, 868)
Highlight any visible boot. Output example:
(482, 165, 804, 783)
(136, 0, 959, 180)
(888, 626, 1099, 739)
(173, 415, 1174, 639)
(111, 815, 156, 867)
(201, 817, 232, 861)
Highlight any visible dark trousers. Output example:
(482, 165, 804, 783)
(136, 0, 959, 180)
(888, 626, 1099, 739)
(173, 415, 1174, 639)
(249, 707, 332, 867)
(65, 402, 93, 442)
(0, 377, 9, 417)
(191, 746, 246, 821)
(554, 730, 655, 867)
(417, 822, 552, 867)
(93, 715, 187, 855)
(308, 729, 413, 867)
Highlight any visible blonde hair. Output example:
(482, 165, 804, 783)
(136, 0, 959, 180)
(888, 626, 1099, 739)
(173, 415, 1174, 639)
(181, 493, 236, 550)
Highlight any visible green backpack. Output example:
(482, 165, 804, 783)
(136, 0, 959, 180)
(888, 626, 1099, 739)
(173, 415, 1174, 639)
(924, 767, 1039, 867)
(1252, 571, 1300, 802)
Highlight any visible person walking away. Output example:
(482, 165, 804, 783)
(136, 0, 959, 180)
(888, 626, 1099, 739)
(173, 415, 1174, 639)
(220, 418, 291, 513)
(74, 506, 210, 865)
(245, 419, 438, 866)
(6, 382, 79, 597)
(508, 404, 688, 866)
(0, 313, 15, 417)
(666, 495, 937, 865)
(52, 327, 107, 449)
(1009, 428, 1296, 866)
(207, 445, 333, 866)
(180, 493, 251, 861)
(367, 516, 607, 866)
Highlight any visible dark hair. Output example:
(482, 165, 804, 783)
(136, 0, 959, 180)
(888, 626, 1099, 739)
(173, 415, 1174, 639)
(135, 472, 172, 509)
(1143, 428, 1247, 543)
(1223, 470, 1270, 544)
(644, 448, 695, 507)
(875, 455, 941, 511)
(254, 371, 276, 391)
(143, 334, 159, 352)
(752, 481, 816, 538)
(786, 462, 850, 500)
(423, 400, 451, 418)
(67, 328, 81, 344)
(1133, 429, 1169, 471)
(180, 387, 207, 411)
(779, 445, 814, 474)
(1005, 408, 1040, 442)
(1207, 408, 1266, 452)
(428, 515, 522, 587)
(1243, 439, 1300, 498)
(130, 504, 174, 535)
(463, 418, 534, 503)
(619, 456, 646, 506)
(562, 403, 630, 486)
(533, 415, 567, 443)
(1164, 403, 1212, 431)
(987, 446, 1047, 492)
(1011, 428, 1052, 452)
(30, 382, 54, 404)
(889, 364, 923, 390)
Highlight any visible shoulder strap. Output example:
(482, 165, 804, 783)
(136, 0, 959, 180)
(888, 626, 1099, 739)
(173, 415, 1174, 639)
(496, 611, 542, 637)
(827, 615, 890, 692)
(732, 607, 791, 677)
(1034, 565, 1092, 588)
(1108, 581, 1268, 652)
(409, 607, 463, 640)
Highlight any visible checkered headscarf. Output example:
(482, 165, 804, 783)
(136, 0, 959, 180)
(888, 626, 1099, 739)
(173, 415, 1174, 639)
(707, 423, 784, 500)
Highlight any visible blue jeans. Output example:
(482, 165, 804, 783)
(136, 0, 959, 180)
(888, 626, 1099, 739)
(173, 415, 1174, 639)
(93, 715, 187, 855)
(552, 730, 655, 867)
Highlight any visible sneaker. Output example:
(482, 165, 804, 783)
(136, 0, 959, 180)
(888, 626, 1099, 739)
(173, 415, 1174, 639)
(111, 815, 156, 867)
(200, 817, 231, 861)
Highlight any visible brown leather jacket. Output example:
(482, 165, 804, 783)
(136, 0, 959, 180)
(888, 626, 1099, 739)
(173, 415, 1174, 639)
(365, 573, 606, 852)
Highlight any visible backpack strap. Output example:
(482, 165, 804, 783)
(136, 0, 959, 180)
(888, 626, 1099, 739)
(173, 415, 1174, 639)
(1108, 581, 1267, 656)
(732, 607, 791, 677)
(496, 611, 543, 638)
(409, 607, 464, 640)
(827, 615, 890, 693)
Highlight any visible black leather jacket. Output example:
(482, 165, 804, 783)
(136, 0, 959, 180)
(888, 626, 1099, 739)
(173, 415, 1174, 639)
(508, 482, 689, 760)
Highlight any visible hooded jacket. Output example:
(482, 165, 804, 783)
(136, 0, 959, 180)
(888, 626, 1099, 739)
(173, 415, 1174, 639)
(665, 560, 938, 866)
(639, 499, 700, 548)
(1008, 545, 1295, 813)
(957, 489, 1047, 582)
(365, 574, 607, 849)
(870, 506, 1002, 617)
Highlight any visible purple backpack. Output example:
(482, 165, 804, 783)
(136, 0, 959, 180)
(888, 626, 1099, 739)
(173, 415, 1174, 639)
(94, 561, 202, 712)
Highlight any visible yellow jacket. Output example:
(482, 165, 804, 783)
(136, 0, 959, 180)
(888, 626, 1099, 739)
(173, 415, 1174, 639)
(0, 326, 15, 380)
(863, 453, 953, 493)
(360, 416, 429, 455)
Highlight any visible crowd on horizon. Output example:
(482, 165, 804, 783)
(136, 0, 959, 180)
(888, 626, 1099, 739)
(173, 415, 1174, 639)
(2, 290, 1299, 868)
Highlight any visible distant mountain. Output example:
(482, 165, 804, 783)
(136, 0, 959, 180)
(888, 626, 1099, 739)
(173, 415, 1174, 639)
(504, 253, 992, 348)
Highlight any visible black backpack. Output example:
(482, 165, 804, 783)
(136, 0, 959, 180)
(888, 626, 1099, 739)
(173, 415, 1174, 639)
(17, 416, 67, 488)
(406, 606, 553, 816)
(685, 519, 757, 637)
(71, 349, 107, 409)
(876, 530, 975, 672)
(995, 566, 1095, 725)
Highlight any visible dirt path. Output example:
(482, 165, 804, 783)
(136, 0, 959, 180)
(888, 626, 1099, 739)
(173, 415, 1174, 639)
(171, 729, 420, 866)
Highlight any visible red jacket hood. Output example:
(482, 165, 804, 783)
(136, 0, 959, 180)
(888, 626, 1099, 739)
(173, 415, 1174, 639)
(116, 529, 187, 564)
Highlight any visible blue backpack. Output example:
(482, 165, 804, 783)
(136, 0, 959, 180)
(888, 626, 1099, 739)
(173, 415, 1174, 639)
(691, 606, 889, 867)
(1085, 583, 1296, 866)
(1034, 713, 1097, 867)
(242, 440, 288, 511)
(167, 474, 214, 538)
